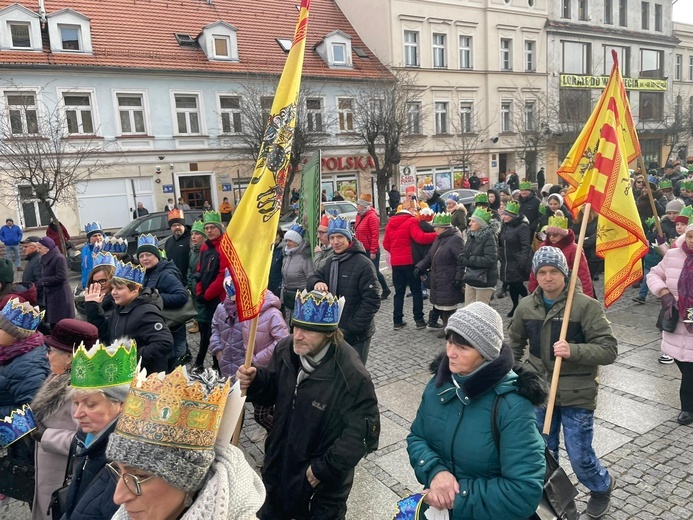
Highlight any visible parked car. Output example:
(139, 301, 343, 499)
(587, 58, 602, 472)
(279, 201, 358, 232)
(69, 210, 203, 272)
(440, 188, 481, 213)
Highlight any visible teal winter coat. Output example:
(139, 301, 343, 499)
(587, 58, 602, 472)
(407, 345, 546, 520)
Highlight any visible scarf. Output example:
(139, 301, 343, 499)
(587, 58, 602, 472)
(328, 250, 354, 293)
(297, 343, 332, 385)
(284, 244, 299, 255)
(678, 241, 693, 332)
(0, 331, 44, 365)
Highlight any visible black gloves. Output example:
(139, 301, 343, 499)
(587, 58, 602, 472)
(413, 268, 422, 279)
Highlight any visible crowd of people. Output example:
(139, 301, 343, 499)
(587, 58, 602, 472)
(0, 163, 691, 519)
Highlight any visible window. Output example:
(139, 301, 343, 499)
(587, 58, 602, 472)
(689, 56, 693, 81)
(404, 30, 419, 67)
(435, 102, 449, 134)
(619, 0, 627, 26)
(639, 92, 663, 120)
(260, 97, 273, 124)
(460, 102, 473, 133)
(459, 36, 472, 69)
(641, 2, 649, 29)
(525, 41, 535, 72)
(690, 97, 693, 123)
(500, 101, 512, 133)
(60, 25, 80, 51)
(562, 0, 571, 18)
(305, 98, 323, 133)
(174, 94, 200, 134)
(219, 96, 242, 134)
(337, 98, 354, 132)
(6, 92, 38, 135)
(604, 45, 629, 75)
(433, 33, 447, 68)
(332, 43, 347, 65)
(605, 0, 613, 23)
(524, 101, 536, 131)
(640, 138, 661, 168)
(9, 23, 30, 48)
(654, 4, 662, 31)
(214, 36, 230, 58)
(63, 94, 93, 134)
(640, 49, 663, 78)
(117, 94, 146, 134)
(19, 185, 51, 228)
(563, 42, 591, 74)
(579, 0, 588, 20)
(676, 54, 682, 81)
(500, 38, 512, 71)
(559, 90, 591, 123)
(406, 102, 422, 134)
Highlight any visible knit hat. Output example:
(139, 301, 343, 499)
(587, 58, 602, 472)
(136, 234, 161, 259)
(357, 193, 372, 207)
(45, 319, 98, 353)
(532, 246, 569, 277)
(327, 216, 352, 241)
(0, 258, 14, 283)
(666, 199, 684, 214)
(284, 224, 305, 245)
(445, 302, 503, 361)
(470, 208, 491, 228)
(39, 236, 55, 250)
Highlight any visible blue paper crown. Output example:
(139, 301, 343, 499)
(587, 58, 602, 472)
(0, 405, 37, 448)
(422, 183, 435, 192)
(137, 234, 159, 248)
(85, 221, 103, 234)
(288, 224, 305, 237)
(647, 175, 659, 185)
(223, 268, 236, 298)
(113, 261, 146, 285)
(391, 493, 432, 520)
(0, 298, 43, 333)
(292, 290, 343, 331)
(92, 252, 117, 269)
(99, 237, 128, 254)
(446, 192, 460, 202)
(327, 216, 350, 235)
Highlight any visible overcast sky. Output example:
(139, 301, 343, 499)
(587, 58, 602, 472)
(673, 1, 692, 23)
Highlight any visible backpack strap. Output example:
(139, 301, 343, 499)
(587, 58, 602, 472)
(491, 393, 502, 451)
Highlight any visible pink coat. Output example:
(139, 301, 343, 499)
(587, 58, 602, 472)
(647, 241, 693, 362)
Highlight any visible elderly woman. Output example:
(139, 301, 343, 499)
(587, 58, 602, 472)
(30, 319, 99, 520)
(407, 303, 546, 519)
(281, 224, 314, 323)
(36, 236, 75, 328)
(61, 339, 137, 520)
(647, 224, 693, 425)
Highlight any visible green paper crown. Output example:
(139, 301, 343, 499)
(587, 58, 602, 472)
(474, 193, 489, 204)
(645, 216, 656, 229)
(505, 201, 520, 215)
(71, 338, 138, 389)
(539, 204, 547, 215)
(680, 205, 693, 220)
(471, 207, 492, 224)
(659, 179, 673, 189)
(432, 212, 452, 226)
(519, 180, 532, 190)
(202, 211, 222, 224)
(547, 215, 568, 229)
(191, 220, 206, 236)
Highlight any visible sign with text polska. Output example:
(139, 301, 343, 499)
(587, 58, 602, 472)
(400, 165, 416, 193)
(560, 74, 667, 91)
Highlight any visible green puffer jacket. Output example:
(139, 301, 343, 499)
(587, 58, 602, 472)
(407, 345, 547, 520)
(507, 285, 618, 410)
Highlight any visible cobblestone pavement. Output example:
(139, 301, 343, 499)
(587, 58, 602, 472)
(2, 269, 692, 519)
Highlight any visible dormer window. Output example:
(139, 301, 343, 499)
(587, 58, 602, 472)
(332, 43, 347, 64)
(0, 4, 42, 51)
(60, 25, 81, 51)
(315, 30, 353, 68)
(10, 23, 30, 48)
(46, 8, 92, 54)
(214, 35, 230, 58)
(199, 21, 238, 62)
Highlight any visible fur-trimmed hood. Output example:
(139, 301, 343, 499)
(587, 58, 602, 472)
(429, 344, 548, 405)
(30, 369, 72, 425)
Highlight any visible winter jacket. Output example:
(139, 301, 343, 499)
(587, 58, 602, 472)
(416, 227, 465, 307)
(164, 230, 191, 278)
(411, 220, 435, 265)
(307, 240, 380, 345)
(142, 259, 188, 310)
(456, 225, 498, 289)
(38, 248, 75, 324)
(528, 230, 594, 298)
(407, 345, 546, 520)
(0, 282, 38, 308)
(518, 192, 541, 234)
(81, 244, 97, 289)
(571, 217, 601, 269)
(23, 251, 43, 306)
(647, 242, 693, 362)
(196, 235, 228, 323)
(0, 224, 22, 245)
(536, 205, 573, 231)
(499, 215, 532, 283)
(507, 285, 618, 410)
(383, 212, 437, 267)
(281, 241, 314, 291)
(85, 288, 173, 373)
(187, 244, 201, 294)
(426, 192, 445, 214)
(247, 336, 379, 520)
(62, 421, 118, 520)
(450, 206, 468, 235)
(46, 223, 70, 247)
(313, 245, 333, 273)
(354, 208, 380, 255)
(0, 341, 49, 418)
(268, 244, 284, 297)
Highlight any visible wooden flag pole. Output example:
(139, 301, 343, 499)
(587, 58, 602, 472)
(637, 155, 663, 238)
(231, 316, 259, 446)
(543, 202, 592, 435)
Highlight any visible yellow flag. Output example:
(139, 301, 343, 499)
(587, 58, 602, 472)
(220, 0, 310, 320)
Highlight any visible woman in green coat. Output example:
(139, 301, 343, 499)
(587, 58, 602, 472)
(407, 302, 546, 520)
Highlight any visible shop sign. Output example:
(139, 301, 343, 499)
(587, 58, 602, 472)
(559, 74, 667, 91)
(322, 156, 376, 171)
(399, 165, 416, 192)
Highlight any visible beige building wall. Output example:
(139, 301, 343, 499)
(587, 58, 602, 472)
(673, 22, 693, 163)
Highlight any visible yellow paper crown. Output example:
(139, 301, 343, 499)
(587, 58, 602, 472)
(115, 366, 230, 450)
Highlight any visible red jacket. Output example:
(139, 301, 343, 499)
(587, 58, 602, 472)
(355, 208, 380, 255)
(383, 213, 437, 266)
(195, 234, 229, 302)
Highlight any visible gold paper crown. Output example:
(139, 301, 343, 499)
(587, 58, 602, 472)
(115, 366, 230, 450)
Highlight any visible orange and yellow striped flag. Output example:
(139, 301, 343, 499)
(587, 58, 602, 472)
(558, 52, 647, 307)
(220, 0, 310, 320)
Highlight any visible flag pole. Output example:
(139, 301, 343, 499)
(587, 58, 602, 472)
(543, 202, 592, 435)
(231, 316, 259, 446)
(637, 155, 663, 238)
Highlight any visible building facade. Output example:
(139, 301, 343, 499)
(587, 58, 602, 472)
(673, 21, 693, 163)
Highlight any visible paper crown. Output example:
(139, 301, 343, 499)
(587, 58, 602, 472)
(647, 175, 659, 185)
(288, 224, 305, 237)
(202, 211, 222, 224)
(191, 220, 206, 235)
(71, 338, 138, 389)
(94, 237, 128, 255)
(679, 205, 693, 220)
(659, 179, 673, 189)
(519, 180, 532, 190)
(137, 234, 158, 249)
(167, 209, 185, 225)
(113, 261, 146, 286)
(432, 212, 452, 226)
(223, 268, 236, 298)
(539, 204, 547, 215)
(682, 180, 693, 191)
(404, 185, 416, 195)
(327, 215, 351, 237)
(115, 366, 231, 450)
(446, 192, 459, 203)
(293, 290, 344, 332)
(474, 192, 489, 204)
(645, 216, 656, 229)
(0, 298, 43, 335)
(422, 183, 435, 193)
(547, 214, 569, 230)
(92, 252, 117, 269)
(0, 405, 37, 448)
(504, 201, 521, 215)
(391, 493, 438, 520)
(471, 207, 492, 224)
(85, 221, 103, 235)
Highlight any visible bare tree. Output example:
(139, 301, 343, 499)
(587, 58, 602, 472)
(511, 94, 553, 181)
(443, 101, 494, 180)
(0, 86, 119, 253)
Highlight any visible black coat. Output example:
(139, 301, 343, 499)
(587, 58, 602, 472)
(22, 251, 43, 306)
(499, 215, 532, 283)
(307, 240, 380, 345)
(247, 337, 379, 520)
(456, 225, 498, 289)
(268, 245, 284, 298)
(163, 231, 191, 278)
(416, 227, 465, 307)
(142, 259, 188, 309)
(38, 248, 75, 324)
(411, 220, 435, 265)
(519, 192, 541, 234)
(85, 288, 173, 373)
(63, 421, 118, 520)
(0, 344, 49, 418)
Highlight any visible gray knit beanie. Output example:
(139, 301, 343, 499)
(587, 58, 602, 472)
(666, 199, 684, 214)
(532, 246, 569, 277)
(445, 302, 503, 361)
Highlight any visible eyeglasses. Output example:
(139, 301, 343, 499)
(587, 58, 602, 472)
(106, 462, 154, 496)
(317, 231, 327, 235)
(92, 278, 108, 286)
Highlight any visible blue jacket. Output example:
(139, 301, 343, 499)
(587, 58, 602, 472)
(0, 342, 49, 418)
(0, 224, 23, 246)
(407, 345, 546, 520)
(142, 259, 188, 309)
(81, 243, 97, 288)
